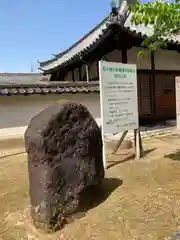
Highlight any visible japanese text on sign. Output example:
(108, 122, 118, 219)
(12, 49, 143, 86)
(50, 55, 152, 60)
(99, 61, 139, 134)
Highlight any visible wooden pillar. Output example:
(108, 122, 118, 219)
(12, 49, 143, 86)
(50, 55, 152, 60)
(49, 73, 55, 82)
(121, 48, 127, 63)
(72, 69, 75, 82)
(96, 61, 99, 81)
(151, 51, 156, 117)
(85, 64, 90, 82)
(78, 66, 82, 81)
(52, 71, 60, 81)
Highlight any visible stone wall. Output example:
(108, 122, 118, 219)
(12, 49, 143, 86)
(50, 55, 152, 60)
(0, 94, 101, 129)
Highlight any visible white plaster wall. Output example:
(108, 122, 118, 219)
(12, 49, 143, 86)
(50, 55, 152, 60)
(0, 94, 101, 129)
(127, 47, 151, 69)
(155, 49, 180, 70)
(105, 49, 121, 62)
(127, 47, 180, 71)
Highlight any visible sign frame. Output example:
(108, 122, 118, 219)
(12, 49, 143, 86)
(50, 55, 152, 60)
(98, 60, 140, 168)
(176, 76, 180, 129)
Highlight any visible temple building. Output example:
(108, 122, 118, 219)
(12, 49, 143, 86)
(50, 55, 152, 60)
(39, 0, 180, 122)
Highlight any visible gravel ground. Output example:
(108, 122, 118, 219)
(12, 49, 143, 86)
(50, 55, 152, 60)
(1, 134, 180, 239)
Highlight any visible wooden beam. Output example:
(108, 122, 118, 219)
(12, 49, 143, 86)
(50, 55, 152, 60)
(134, 128, 143, 159)
(112, 131, 128, 154)
(84, 33, 115, 63)
(151, 51, 156, 117)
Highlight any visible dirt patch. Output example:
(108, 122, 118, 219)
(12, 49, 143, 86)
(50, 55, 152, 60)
(1, 134, 180, 239)
(0, 137, 25, 150)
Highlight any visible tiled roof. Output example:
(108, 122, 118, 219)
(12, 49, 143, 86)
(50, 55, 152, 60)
(39, 17, 109, 68)
(39, 0, 180, 73)
(0, 81, 100, 96)
(0, 73, 49, 84)
(39, 1, 128, 72)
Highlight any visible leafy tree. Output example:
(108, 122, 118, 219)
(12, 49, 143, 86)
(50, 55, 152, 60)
(129, 0, 180, 55)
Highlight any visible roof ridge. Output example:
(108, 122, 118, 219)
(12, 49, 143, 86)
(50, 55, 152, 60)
(53, 16, 109, 58)
(51, 0, 128, 62)
(40, 0, 180, 74)
(39, 14, 110, 66)
(39, 1, 129, 71)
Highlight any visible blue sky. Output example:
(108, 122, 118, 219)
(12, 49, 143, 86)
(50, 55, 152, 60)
(0, 0, 145, 72)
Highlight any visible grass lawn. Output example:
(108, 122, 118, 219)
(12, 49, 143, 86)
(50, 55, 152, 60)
(1, 134, 180, 239)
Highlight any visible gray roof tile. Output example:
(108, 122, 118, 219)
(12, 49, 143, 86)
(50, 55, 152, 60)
(40, 22, 110, 71)
(39, 1, 128, 72)
(0, 81, 100, 96)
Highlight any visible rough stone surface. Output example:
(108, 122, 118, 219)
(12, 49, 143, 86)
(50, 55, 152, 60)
(24, 102, 104, 232)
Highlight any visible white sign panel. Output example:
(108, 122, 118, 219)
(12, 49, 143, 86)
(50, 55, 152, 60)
(176, 76, 180, 129)
(99, 61, 139, 134)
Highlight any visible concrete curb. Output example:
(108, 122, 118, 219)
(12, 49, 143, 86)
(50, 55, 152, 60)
(0, 126, 177, 151)
(105, 127, 176, 141)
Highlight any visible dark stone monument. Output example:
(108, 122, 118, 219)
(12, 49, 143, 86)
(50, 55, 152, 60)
(24, 102, 104, 232)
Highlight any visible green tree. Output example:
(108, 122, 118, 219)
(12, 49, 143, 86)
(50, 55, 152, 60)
(129, 0, 180, 55)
